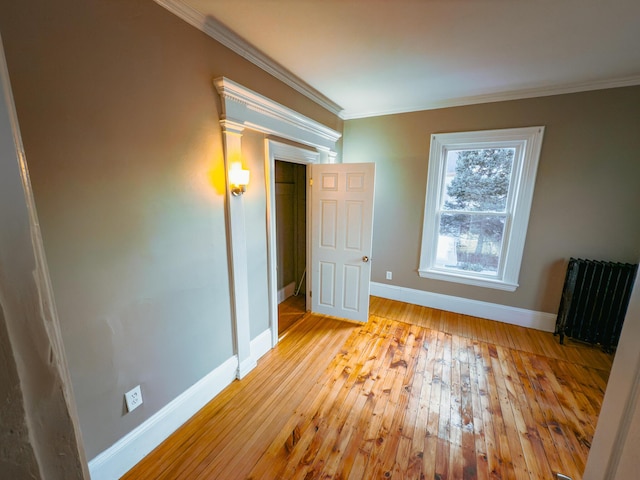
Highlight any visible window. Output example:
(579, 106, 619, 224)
(419, 126, 545, 291)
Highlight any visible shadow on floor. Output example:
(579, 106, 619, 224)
(278, 294, 307, 336)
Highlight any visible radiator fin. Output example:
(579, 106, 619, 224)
(555, 258, 637, 351)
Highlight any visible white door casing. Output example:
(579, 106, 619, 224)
(311, 163, 375, 322)
(215, 77, 341, 366)
(265, 140, 318, 347)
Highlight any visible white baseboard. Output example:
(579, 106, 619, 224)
(251, 328, 273, 363)
(277, 281, 296, 304)
(239, 328, 274, 378)
(87, 328, 276, 480)
(88, 356, 238, 480)
(370, 282, 556, 332)
(237, 357, 257, 379)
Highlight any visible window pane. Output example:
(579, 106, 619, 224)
(443, 148, 515, 212)
(436, 213, 506, 274)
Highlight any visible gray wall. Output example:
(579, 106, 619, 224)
(343, 87, 640, 313)
(0, 0, 341, 460)
(0, 36, 86, 478)
(3, 0, 637, 470)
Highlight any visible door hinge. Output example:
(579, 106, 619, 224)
(309, 291, 312, 298)
(309, 178, 313, 186)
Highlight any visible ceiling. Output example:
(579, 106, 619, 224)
(160, 0, 640, 119)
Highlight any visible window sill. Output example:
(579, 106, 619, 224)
(418, 269, 519, 292)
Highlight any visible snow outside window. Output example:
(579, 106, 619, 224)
(418, 127, 545, 291)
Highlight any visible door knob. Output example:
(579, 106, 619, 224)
(362, 256, 369, 263)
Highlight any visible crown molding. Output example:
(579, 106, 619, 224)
(214, 76, 341, 151)
(156, 0, 640, 121)
(341, 75, 640, 120)
(154, 0, 343, 117)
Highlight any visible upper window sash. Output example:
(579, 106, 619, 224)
(438, 209, 509, 215)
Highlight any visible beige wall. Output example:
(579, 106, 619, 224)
(343, 87, 640, 313)
(0, 0, 341, 460)
(0, 35, 86, 478)
(3, 0, 637, 471)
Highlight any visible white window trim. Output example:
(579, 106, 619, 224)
(418, 126, 545, 291)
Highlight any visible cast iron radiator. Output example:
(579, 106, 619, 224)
(555, 258, 638, 352)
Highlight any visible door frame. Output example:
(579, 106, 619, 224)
(215, 77, 341, 375)
(265, 140, 319, 347)
(215, 79, 640, 480)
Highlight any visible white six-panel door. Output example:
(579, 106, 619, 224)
(311, 163, 375, 322)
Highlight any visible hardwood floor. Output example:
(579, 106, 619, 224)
(122, 297, 612, 480)
(278, 294, 307, 336)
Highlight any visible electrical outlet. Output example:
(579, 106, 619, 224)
(386, 271, 393, 280)
(125, 385, 143, 412)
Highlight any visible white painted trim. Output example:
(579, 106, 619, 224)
(88, 356, 238, 480)
(264, 139, 318, 349)
(87, 328, 275, 480)
(250, 329, 273, 364)
(237, 356, 258, 379)
(278, 281, 296, 304)
(154, 0, 640, 121)
(269, 142, 320, 165)
(264, 141, 279, 349)
(153, 0, 343, 117)
(216, 80, 334, 372)
(370, 282, 556, 332)
(340, 75, 640, 120)
(418, 126, 544, 292)
(214, 77, 341, 152)
(418, 269, 519, 291)
(219, 124, 254, 381)
(305, 166, 312, 313)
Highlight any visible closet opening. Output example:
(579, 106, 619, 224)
(274, 159, 307, 336)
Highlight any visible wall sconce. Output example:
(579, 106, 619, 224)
(229, 161, 250, 196)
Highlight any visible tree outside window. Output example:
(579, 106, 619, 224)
(419, 127, 545, 291)
(438, 148, 514, 273)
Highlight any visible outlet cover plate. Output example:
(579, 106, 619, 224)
(386, 271, 393, 280)
(125, 385, 143, 412)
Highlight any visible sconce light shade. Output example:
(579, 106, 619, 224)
(229, 161, 250, 196)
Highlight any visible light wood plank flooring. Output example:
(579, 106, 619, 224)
(122, 297, 612, 480)
(278, 294, 307, 336)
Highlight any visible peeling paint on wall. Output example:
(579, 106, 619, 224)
(0, 33, 88, 480)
